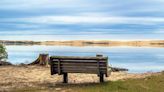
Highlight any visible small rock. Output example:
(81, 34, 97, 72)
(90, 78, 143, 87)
(55, 88, 62, 91)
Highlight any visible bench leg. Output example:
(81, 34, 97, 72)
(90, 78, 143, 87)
(100, 73, 104, 83)
(63, 73, 68, 83)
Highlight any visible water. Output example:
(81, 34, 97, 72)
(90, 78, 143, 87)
(6, 45, 164, 73)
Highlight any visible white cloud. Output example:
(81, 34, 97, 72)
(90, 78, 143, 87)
(0, 0, 92, 10)
(1, 0, 164, 41)
(154, 30, 164, 34)
(1, 0, 164, 18)
(2, 15, 164, 25)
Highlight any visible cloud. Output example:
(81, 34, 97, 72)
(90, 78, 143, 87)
(0, 0, 164, 40)
(153, 30, 164, 34)
(0, 0, 95, 10)
(2, 15, 164, 25)
(1, 0, 164, 21)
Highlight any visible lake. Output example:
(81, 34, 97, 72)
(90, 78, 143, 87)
(6, 45, 164, 73)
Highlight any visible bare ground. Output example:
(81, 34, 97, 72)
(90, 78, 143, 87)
(0, 65, 162, 92)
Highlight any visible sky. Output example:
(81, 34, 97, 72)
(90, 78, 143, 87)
(0, 0, 164, 41)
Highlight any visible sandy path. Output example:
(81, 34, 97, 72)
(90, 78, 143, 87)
(0, 65, 161, 91)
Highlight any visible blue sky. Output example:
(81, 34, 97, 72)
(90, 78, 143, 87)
(0, 0, 164, 41)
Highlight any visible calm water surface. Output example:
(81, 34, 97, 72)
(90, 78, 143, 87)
(6, 45, 164, 73)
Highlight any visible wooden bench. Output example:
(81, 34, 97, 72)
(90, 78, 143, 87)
(50, 55, 109, 83)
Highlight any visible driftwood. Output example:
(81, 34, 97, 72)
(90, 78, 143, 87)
(0, 61, 12, 66)
(29, 54, 49, 66)
(110, 67, 128, 72)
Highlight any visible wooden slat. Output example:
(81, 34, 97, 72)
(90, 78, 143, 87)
(51, 65, 107, 73)
(61, 67, 105, 71)
(52, 69, 107, 74)
(53, 67, 106, 71)
(60, 66, 107, 69)
(51, 56, 108, 60)
(53, 64, 106, 69)
(53, 67, 107, 72)
(53, 66, 107, 70)
(52, 59, 107, 63)
(62, 70, 106, 74)
(52, 70, 106, 74)
(62, 70, 98, 74)
(53, 62, 106, 66)
(50, 60, 54, 75)
(57, 59, 61, 75)
(106, 57, 109, 77)
(96, 54, 103, 76)
(53, 64, 106, 67)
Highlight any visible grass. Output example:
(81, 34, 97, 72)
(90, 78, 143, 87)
(11, 72, 164, 92)
(66, 72, 164, 92)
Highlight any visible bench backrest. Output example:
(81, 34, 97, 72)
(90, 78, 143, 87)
(50, 55, 109, 77)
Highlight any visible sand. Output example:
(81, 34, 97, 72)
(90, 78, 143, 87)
(0, 65, 161, 91)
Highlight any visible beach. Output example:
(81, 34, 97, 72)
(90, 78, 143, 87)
(0, 65, 162, 92)
(0, 40, 164, 92)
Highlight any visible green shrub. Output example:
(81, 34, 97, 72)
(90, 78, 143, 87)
(0, 44, 8, 61)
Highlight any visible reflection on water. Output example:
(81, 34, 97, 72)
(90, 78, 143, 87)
(6, 45, 164, 73)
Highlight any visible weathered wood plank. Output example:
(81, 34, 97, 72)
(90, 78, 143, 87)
(52, 61, 106, 64)
(57, 59, 61, 75)
(50, 61, 54, 75)
(61, 70, 106, 74)
(62, 71, 98, 74)
(51, 59, 107, 63)
(56, 66, 107, 69)
(106, 57, 109, 77)
(52, 63, 106, 66)
(96, 54, 103, 76)
(52, 68, 107, 73)
(54, 67, 107, 70)
(51, 56, 108, 60)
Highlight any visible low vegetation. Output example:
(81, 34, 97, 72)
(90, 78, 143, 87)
(11, 72, 164, 92)
(0, 44, 7, 61)
(67, 72, 164, 92)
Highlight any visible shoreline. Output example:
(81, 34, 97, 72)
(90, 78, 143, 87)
(0, 40, 164, 47)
